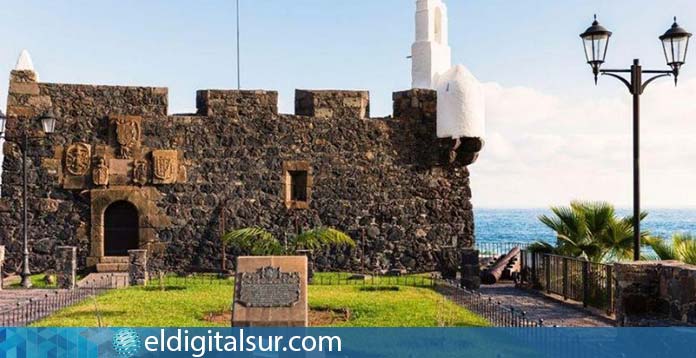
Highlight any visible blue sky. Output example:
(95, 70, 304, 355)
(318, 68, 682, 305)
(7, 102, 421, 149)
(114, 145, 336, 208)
(2, 0, 696, 207)
(3, 0, 693, 114)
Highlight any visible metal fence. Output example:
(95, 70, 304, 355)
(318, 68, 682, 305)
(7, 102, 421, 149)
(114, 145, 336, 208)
(149, 273, 235, 287)
(311, 274, 543, 327)
(311, 273, 436, 287)
(519, 250, 615, 314)
(476, 242, 530, 258)
(434, 280, 544, 327)
(0, 275, 117, 327)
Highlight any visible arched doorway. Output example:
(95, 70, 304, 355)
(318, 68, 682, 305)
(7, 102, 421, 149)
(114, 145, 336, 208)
(104, 201, 139, 256)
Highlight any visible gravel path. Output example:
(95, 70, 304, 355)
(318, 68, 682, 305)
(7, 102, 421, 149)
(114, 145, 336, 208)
(477, 282, 614, 327)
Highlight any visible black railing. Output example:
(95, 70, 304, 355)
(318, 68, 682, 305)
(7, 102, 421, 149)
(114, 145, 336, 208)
(476, 242, 530, 258)
(519, 250, 615, 314)
(311, 273, 435, 287)
(435, 280, 544, 327)
(149, 273, 235, 287)
(310, 274, 542, 327)
(0, 275, 116, 327)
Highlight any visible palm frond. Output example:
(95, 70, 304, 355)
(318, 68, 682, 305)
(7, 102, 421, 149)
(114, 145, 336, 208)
(221, 227, 283, 255)
(293, 227, 356, 251)
(527, 240, 555, 254)
(577, 201, 614, 235)
(643, 236, 675, 261)
(673, 233, 696, 265)
(599, 219, 635, 262)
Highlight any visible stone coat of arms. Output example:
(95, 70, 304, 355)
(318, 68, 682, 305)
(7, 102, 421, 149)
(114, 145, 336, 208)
(152, 150, 178, 184)
(92, 157, 109, 187)
(64, 143, 91, 176)
(113, 116, 141, 159)
(133, 159, 149, 186)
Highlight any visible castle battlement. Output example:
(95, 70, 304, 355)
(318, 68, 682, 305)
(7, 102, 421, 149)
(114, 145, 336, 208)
(10, 69, 397, 121)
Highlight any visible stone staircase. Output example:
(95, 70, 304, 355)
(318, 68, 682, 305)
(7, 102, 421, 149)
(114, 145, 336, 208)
(95, 256, 129, 273)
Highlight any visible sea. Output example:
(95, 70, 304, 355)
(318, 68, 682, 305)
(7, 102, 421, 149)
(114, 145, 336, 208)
(475, 208, 696, 244)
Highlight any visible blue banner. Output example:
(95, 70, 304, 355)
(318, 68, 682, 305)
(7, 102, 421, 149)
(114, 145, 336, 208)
(1, 328, 695, 357)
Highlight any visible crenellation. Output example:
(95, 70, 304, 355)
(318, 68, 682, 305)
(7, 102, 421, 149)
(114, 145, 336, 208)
(295, 90, 369, 119)
(196, 90, 278, 118)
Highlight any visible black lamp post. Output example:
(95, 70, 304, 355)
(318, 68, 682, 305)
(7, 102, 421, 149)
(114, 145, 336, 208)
(0, 110, 57, 288)
(580, 16, 692, 261)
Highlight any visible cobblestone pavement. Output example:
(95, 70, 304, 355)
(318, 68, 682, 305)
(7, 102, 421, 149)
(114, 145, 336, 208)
(477, 282, 614, 327)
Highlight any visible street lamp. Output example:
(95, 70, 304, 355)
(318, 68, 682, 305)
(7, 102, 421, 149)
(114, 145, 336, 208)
(580, 16, 691, 261)
(660, 17, 693, 85)
(580, 15, 612, 84)
(0, 109, 56, 288)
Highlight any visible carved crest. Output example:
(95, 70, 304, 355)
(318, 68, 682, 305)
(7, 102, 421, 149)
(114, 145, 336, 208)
(133, 159, 149, 186)
(65, 143, 91, 176)
(152, 150, 178, 184)
(112, 116, 141, 159)
(92, 157, 109, 187)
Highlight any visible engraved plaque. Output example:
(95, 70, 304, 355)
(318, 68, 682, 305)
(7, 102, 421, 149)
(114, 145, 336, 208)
(237, 266, 300, 308)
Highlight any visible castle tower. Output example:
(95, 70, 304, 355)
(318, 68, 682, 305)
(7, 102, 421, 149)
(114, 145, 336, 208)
(411, 0, 452, 89)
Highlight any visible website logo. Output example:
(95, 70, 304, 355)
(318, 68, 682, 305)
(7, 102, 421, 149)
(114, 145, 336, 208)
(112, 328, 141, 358)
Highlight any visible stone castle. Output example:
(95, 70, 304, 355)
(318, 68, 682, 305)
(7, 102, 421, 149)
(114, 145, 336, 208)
(0, 0, 484, 274)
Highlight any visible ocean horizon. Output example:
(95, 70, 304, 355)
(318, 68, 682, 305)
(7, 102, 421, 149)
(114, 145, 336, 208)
(475, 208, 696, 244)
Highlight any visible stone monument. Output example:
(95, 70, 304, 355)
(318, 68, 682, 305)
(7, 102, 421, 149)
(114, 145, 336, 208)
(128, 249, 148, 286)
(56, 246, 77, 289)
(232, 256, 308, 327)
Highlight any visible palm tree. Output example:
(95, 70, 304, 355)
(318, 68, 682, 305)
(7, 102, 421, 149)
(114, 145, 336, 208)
(221, 226, 356, 256)
(536, 201, 647, 262)
(644, 233, 696, 265)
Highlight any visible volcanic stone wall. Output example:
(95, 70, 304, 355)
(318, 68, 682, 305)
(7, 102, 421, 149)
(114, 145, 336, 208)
(615, 261, 696, 326)
(1, 69, 478, 273)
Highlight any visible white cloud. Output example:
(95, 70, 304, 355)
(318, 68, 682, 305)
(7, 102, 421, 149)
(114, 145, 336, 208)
(471, 76, 696, 208)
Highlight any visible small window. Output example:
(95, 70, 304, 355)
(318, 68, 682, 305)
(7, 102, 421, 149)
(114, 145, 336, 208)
(283, 161, 312, 209)
(289, 170, 308, 201)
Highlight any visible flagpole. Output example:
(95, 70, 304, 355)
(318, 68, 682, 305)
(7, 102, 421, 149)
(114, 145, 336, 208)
(236, 0, 241, 90)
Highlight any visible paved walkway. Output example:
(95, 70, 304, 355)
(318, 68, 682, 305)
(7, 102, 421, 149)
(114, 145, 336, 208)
(0, 289, 69, 312)
(477, 282, 614, 327)
(0, 274, 123, 326)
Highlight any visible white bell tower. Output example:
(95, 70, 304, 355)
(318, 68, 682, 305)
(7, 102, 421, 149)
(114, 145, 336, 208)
(411, 0, 452, 89)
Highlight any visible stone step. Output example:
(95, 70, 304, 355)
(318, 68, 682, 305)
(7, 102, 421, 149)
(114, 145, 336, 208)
(79, 273, 129, 288)
(100, 256, 129, 264)
(96, 263, 129, 272)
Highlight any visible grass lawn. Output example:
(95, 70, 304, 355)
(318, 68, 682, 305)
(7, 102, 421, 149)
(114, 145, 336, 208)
(32, 275, 488, 327)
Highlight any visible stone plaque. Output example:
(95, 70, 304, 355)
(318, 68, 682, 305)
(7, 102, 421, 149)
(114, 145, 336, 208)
(233, 256, 308, 327)
(237, 266, 300, 308)
(109, 159, 131, 176)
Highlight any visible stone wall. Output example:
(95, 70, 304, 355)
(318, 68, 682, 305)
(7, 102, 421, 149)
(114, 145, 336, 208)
(615, 261, 696, 326)
(295, 90, 369, 119)
(1, 69, 481, 274)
